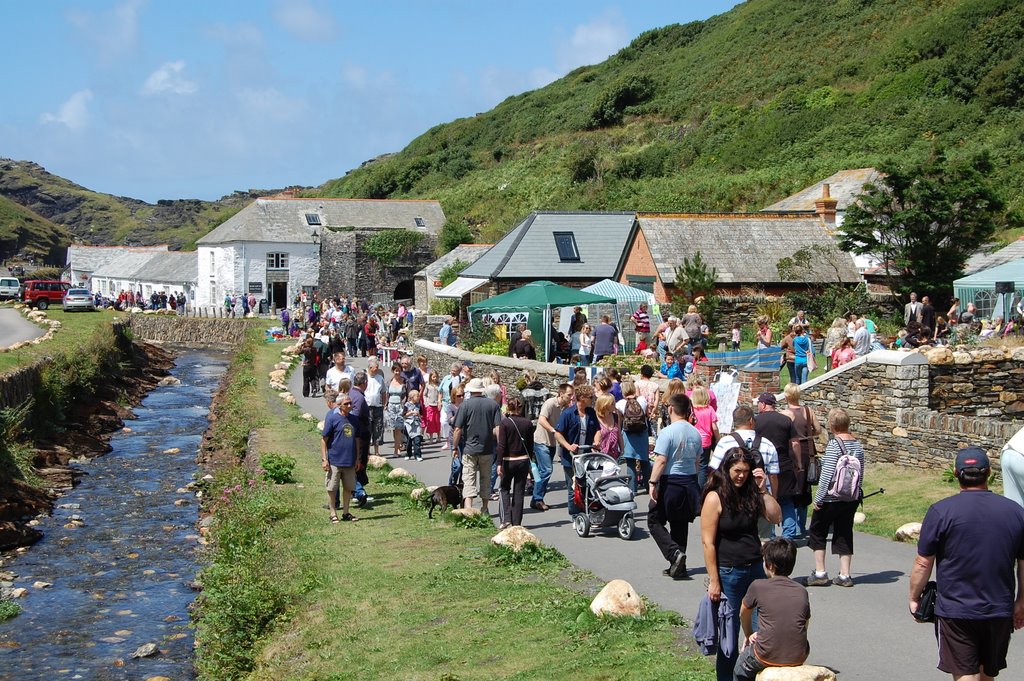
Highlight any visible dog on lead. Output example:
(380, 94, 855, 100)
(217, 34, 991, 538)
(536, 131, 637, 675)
(428, 485, 463, 519)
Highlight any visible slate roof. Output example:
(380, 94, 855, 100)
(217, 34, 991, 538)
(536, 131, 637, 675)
(415, 243, 492, 279)
(91, 250, 199, 284)
(636, 213, 861, 285)
(963, 238, 1024, 276)
(91, 252, 162, 279)
(761, 168, 882, 212)
(197, 197, 446, 245)
(67, 244, 169, 272)
(460, 211, 637, 280)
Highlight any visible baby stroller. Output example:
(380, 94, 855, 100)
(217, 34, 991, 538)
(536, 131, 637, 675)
(572, 448, 637, 539)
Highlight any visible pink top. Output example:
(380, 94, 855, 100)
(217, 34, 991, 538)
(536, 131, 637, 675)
(686, 388, 717, 411)
(832, 346, 857, 367)
(597, 414, 622, 458)
(692, 405, 718, 448)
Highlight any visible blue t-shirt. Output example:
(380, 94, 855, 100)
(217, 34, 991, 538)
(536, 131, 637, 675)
(593, 323, 617, 356)
(322, 410, 359, 467)
(918, 490, 1024, 619)
(654, 420, 702, 476)
(793, 335, 811, 362)
(660, 362, 683, 380)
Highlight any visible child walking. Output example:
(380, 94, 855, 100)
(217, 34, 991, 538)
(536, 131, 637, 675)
(423, 370, 442, 444)
(731, 323, 741, 351)
(404, 389, 424, 461)
(734, 538, 811, 680)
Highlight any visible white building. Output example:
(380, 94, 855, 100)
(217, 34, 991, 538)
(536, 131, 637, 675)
(67, 244, 169, 286)
(89, 251, 197, 302)
(195, 198, 323, 308)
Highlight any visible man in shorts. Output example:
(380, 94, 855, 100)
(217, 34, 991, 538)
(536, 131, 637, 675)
(322, 390, 360, 523)
(451, 378, 501, 514)
(909, 446, 1024, 679)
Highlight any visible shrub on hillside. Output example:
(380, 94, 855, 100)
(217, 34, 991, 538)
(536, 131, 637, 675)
(259, 453, 296, 484)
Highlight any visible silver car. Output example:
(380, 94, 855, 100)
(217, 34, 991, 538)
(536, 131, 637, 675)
(62, 288, 96, 312)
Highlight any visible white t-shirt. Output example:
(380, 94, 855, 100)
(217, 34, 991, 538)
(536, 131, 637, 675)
(709, 428, 780, 495)
(364, 372, 385, 407)
(325, 365, 356, 392)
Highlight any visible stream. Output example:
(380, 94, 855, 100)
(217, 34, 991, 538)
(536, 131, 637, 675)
(0, 351, 228, 681)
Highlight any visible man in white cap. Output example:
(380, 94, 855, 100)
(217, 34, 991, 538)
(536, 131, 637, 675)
(451, 377, 502, 514)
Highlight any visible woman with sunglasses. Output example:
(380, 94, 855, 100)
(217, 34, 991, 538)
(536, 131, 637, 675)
(701, 447, 782, 681)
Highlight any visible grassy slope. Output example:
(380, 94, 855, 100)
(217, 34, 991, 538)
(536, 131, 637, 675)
(0, 305, 119, 375)
(0, 160, 255, 249)
(241, 340, 712, 681)
(0, 196, 71, 261)
(316, 0, 1024, 244)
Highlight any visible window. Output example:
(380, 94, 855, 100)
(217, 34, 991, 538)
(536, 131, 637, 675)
(974, 290, 995, 320)
(267, 252, 289, 270)
(414, 216, 426, 228)
(209, 251, 215, 277)
(553, 232, 581, 262)
(305, 213, 321, 226)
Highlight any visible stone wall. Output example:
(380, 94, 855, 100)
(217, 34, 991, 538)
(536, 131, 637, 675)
(415, 339, 573, 400)
(797, 350, 1022, 472)
(126, 315, 262, 347)
(0, 361, 47, 410)
(318, 229, 437, 301)
(927, 345, 1024, 417)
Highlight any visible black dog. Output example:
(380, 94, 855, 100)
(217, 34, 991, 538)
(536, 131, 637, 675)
(428, 485, 463, 519)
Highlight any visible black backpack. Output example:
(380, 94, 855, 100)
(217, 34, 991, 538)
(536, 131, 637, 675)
(731, 432, 765, 471)
(622, 397, 647, 434)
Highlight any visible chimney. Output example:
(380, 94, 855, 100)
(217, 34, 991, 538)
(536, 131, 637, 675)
(815, 183, 838, 224)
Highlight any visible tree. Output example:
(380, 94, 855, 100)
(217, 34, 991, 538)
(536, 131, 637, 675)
(437, 220, 473, 254)
(837, 151, 1005, 299)
(673, 251, 717, 302)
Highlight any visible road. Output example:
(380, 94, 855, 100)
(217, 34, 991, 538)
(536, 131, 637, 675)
(290, 354, 1023, 681)
(0, 308, 44, 347)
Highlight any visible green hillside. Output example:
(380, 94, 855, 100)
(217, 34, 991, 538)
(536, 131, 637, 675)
(0, 195, 71, 265)
(316, 0, 1024, 245)
(0, 159, 275, 249)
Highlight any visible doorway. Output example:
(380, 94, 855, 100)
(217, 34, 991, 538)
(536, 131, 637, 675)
(270, 282, 288, 309)
(393, 279, 414, 302)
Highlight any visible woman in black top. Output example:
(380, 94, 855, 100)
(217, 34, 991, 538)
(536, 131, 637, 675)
(512, 329, 537, 361)
(701, 448, 782, 681)
(496, 397, 536, 529)
(301, 337, 319, 398)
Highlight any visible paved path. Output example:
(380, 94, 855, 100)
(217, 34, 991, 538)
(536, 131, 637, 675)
(289, 355, 1023, 681)
(0, 308, 43, 347)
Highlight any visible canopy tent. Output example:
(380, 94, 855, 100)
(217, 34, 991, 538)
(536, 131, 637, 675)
(556, 279, 662, 353)
(435, 276, 489, 299)
(467, 280, 617, 361)
(953, 259, 1024, 320)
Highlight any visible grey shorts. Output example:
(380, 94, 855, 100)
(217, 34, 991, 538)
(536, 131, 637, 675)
(462, 453, 493, 500)
(325, 465, 356, 493)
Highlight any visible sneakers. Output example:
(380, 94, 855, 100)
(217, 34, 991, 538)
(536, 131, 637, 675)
(668, 551, 688, 580)
(806, 572, 830, 587)
(833, 574, 854, 588)
(405, 455, 413, 461)
(416, 456, 424, 462)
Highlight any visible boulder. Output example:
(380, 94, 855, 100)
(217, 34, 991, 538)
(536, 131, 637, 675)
(367, 455, 388, 469)
(952, 351, 973, 365)
(301, 413, 314, 420)
(491, 526, 541, 552)
(756, 666, 836, 681)
(278, 392, 293, 400)
(131, 642, 160, 658)
(32, 581, 52, 589)
(162, 448, 181, 455)
(895, 522, 922, 542)
(449, 508, 480, 518)
(410, 487, 428, 501)
(274, 362, 290, 370)
(284, 396, 296, 405)
(1011, 347, 1024, 362)
(853, 511, 866, 525)
(388, 467, 413, 480)
(269, 370, 286, 382)
(590, 579, 645, 618)
(157, 376, 181, 387)
(10, 587, 28, 599)
(316, 420, 325, 431)
(923, 346, 953, 365)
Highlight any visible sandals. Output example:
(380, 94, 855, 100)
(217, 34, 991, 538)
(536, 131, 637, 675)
(341, 513, 359, 522)
(330, 515, 340, 523)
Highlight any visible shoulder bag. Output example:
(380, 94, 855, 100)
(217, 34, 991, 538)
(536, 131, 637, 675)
(790, 407, 820, 486)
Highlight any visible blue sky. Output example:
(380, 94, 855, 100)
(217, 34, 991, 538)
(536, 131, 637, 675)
(0, 1, 739, 203)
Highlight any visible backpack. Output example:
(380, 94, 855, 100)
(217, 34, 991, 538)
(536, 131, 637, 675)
(826, 438, 861, 502)
(731, 432, 765, 472)
(623, 397, 647, 434)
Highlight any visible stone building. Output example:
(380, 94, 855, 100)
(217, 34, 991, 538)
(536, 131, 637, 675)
(195, 196, 444, 307)
(89, 250, 197, 302)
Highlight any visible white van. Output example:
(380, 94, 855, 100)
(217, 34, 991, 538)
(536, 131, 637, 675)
(0, 278, 21, 300)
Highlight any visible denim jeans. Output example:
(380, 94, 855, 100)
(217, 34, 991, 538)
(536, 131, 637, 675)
(618, 456, 652, 495)
(532, 443, 553, 503)
(698, 446, 712, 491)
(733, 645, 768, 681)
(406, 434, 422, 460)
(796, 503, 808, 535)
(778, 497, 802, 539)
(785, 361, 798, 385)
(796, 361, 809, 384)
(490, 457, 498, 495)
(563, 466, 581, 516)
(449, 452, 463, 487)
(717, 562, 766, 681)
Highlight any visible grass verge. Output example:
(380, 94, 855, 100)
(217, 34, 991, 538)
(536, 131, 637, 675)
(856, 463, 1004, 539)
(0, 306, 119, 375)
(194, 338, 713, 681)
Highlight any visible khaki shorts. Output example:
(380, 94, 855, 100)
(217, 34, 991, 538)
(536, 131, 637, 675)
(325, 464, 356, 493)
(462, 453, 493, 500)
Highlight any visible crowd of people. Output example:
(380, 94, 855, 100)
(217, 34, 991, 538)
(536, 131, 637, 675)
(307, 291, 1023, 681)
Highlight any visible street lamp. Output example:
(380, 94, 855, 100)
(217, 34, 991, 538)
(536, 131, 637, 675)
(310, 227, 320, 244)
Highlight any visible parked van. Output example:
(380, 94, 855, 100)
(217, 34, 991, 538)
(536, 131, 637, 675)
(0, 277, 20, 300)
(22, 280, 71, 309)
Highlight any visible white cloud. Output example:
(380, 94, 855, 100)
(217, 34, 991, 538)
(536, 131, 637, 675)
(66, 0, 144, 62)
(557, 9, 630, 72)
(142, 61, 198, 96)
(41, 89, 94, 130)
(273, 0, 339, 42)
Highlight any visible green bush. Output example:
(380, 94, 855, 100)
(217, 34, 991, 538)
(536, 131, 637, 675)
(438, 221, 474, 254)
(0, 600, 21, 622)
(259, 453, 296, 484)
(195, 469, 287, 680)
(485, 542, 568, 572)
(587, 76, 655, 128)
(565, 144, 600, 184)
(429, 299, 459, 316)
(472, 339, 508, 356)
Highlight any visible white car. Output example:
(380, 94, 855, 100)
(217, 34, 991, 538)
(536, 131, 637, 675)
(0, 277, 20, 300)
(62, 288, 96, 312)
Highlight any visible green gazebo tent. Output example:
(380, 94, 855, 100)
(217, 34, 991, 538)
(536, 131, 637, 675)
(467, 280, 617, 361)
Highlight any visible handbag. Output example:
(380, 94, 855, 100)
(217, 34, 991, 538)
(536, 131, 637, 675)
(807, 351, 818, 373)
(913, 581, 937, 623)
(790, 407, 820, 486)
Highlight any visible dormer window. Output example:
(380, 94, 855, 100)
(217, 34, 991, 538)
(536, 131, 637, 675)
(553, 232, 581, 262)
(305, 213, 322, 226)
(414, 216, 426, 228)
